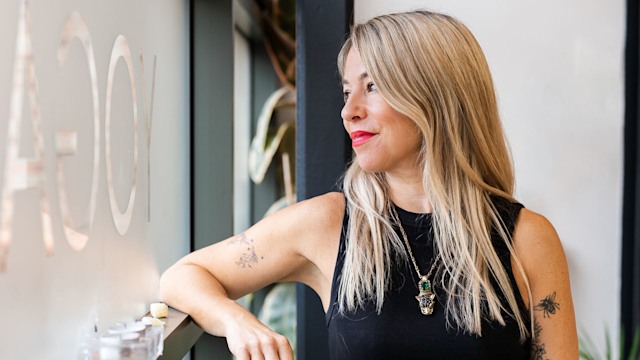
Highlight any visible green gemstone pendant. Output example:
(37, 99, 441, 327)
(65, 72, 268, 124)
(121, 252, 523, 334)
(416, 275, 436, 315)
(420, 279, 431, 291)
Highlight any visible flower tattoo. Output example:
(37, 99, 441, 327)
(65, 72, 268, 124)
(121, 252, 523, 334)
(230, 233, 262, 268)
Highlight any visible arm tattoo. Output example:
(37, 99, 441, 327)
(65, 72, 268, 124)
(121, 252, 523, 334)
(534, 291, 560, 318)
(229, 233, 262, 268)
(531, 320, 549, 360)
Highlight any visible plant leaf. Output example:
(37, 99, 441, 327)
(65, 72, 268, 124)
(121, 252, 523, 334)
(605, 327, 611, 360)
(628, 327, 640, 360)
(620, 327, 626, 360)
(248, 87, 295, 184)
(578, 348, 595, 360)
(257, 283, 297, 354)
(579, 324, 601, 360)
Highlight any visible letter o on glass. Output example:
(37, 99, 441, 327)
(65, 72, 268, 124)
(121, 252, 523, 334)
(105, 35, 138, 235)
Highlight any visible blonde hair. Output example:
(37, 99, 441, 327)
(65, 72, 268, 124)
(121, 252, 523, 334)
(337, 10, 532, 340)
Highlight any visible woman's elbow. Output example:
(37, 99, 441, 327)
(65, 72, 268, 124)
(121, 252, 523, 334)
(158, 263, 181, 305)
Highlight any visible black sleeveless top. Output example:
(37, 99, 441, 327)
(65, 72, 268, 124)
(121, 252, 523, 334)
(326, 199, 530, 359)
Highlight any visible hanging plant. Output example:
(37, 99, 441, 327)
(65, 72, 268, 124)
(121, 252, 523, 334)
(254, 0, 296, 88)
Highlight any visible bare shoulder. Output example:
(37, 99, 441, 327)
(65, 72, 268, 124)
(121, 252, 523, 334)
(261, 192, 345, 302)
(511, 208, 570, 295)
(295, 191, 345, 220)
(255, 191, 345, 264)
(264, 191, 345, 232)
(512, 208, 563, 258)
(291, 192, 345, 250)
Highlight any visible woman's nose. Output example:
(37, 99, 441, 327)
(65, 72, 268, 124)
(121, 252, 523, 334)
(341, 93, 366, 122)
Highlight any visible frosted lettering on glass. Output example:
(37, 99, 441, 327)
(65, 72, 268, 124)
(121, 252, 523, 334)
(0, 0, 157, 271)
(56, 12, 100, 251)
(105, 35, 139, 236)
(1, 0, 54, 271)
(138, 50, 156, 223)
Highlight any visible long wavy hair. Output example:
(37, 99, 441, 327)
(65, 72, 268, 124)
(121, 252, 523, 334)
(337, 10, 532, 340)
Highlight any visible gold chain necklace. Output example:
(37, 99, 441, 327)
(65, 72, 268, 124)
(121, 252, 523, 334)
(391, 206, 440, 316)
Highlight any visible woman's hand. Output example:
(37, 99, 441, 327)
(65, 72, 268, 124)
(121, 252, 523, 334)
(160, 263, 295, 359)
(223, 309, 294, 360)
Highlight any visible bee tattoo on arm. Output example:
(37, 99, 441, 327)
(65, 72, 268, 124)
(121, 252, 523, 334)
(534, 291, 560, 318)
(229, 233, 263, 268)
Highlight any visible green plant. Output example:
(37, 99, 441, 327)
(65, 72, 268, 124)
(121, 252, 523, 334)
(258, 282, 297, 351)
(579, 326, 640, 360)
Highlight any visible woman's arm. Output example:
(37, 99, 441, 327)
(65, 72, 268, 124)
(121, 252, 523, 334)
(159, 192, 344, 359)
(512, 208, 578, 359)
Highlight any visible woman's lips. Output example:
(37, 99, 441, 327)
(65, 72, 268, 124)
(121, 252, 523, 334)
(350, 131, 376, 147)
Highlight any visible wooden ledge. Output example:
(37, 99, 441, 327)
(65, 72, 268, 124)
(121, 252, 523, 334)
(158, 307, 203, 360)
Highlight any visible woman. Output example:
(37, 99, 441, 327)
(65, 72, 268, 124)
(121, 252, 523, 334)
(160, 10, 578, 359)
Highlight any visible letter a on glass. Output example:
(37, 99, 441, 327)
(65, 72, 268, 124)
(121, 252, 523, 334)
(1, 0, 54, 271)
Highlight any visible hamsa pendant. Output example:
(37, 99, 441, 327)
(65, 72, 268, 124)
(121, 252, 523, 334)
(416, 275, 436, 315)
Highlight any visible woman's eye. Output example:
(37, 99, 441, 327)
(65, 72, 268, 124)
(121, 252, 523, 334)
(367, 82, 377, 92)
(342, 91, 350, 103)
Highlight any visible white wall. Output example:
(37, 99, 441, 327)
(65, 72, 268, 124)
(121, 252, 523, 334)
(0, 1, 189, 358)
(356, 0, 624, 351)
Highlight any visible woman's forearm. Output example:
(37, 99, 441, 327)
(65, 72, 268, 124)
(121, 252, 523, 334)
(159, 262, 249, 337)
(159, 261, 294, 358)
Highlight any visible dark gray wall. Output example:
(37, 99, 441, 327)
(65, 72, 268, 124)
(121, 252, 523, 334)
(191, 0, 234, 358)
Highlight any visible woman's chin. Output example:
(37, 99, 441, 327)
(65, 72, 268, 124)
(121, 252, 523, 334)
(356, 160, 384, 174)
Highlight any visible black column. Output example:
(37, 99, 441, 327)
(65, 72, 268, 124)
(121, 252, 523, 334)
(622, 0, 640, 356)
(296, 0, 353, 359)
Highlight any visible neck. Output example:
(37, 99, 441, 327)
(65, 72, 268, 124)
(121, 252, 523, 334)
(385, 169, 432, 213)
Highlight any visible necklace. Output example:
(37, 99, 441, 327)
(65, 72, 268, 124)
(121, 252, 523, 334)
(391, 206, 440, 316)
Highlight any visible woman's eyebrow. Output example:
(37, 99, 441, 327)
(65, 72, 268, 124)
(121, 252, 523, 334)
(342, 72, 370, 85)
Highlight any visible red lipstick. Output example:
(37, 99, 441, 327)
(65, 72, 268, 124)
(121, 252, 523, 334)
(350, 131, 375, 147)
